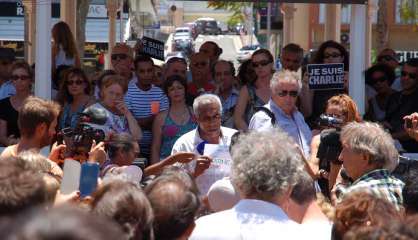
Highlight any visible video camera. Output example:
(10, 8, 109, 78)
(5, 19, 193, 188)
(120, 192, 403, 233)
(317, 114, 343, 129)
(57, 107, 109, 160)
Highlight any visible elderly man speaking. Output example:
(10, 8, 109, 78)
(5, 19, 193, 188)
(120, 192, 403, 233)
(249, 70, 312, 157)
(172, 94, 237, 195)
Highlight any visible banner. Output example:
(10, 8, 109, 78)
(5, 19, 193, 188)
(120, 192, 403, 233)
(308, 63, 345, 90)
(139, 36, 165, 61)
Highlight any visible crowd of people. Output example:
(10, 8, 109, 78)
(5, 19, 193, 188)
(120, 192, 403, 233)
(0, 20, 418, 239)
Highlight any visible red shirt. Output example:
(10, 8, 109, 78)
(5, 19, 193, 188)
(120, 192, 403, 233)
(187, 82, 215, 97)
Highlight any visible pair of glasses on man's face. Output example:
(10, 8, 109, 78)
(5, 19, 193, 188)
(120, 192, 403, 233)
(111, 53, 128, 61)
(276, 90, 298, 97)
(252, 60, 271, 68)
(11, 75, 30, 81)
(401, 71, 417, 79)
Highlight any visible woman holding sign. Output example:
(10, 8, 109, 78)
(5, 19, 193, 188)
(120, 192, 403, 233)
(301, 41, 349, 123)
(233, 49, 274, 130)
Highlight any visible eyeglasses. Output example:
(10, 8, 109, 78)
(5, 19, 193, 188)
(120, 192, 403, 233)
(199, 113, 221, 122)
(66, 80, 84, 86)
(252, 60, 272, 68)
(193, 61, 208, 68)
(276, 90, 298, 97)
(111, 53, 128, 61)
(378, 55, 398, 62)
(324, 53, 342, 59)
(401, 71, 417, 79)
(371, 76, 388, 84)
(11, 75, 30, 81)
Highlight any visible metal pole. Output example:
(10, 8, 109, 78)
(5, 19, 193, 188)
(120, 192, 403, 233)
(120, 9, 123, 42)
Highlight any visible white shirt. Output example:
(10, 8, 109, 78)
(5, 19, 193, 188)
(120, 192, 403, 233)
(299, 221, 332, 240)
(190, 199, 302, 240)
(171, 126, 237, 195)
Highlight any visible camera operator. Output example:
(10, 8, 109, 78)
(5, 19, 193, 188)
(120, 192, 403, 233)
(308, 94, 361, 199)
(404, 112, 418, 142)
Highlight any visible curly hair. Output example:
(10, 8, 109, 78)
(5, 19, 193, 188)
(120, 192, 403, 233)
(333, 191, 403, 240)
(230, 129, 304, 201)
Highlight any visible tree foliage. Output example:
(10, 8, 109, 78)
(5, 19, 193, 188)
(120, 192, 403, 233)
(399, 0, 418, 25)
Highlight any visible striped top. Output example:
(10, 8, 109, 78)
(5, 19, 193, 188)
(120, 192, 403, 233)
(125, 82, 169, 155)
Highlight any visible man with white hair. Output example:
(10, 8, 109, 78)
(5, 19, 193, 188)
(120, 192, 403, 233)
(249, 70, 312, 157)
(336, 121, 404, 210)
(190, 129, 305, 240)
(172, 94, 237, 196)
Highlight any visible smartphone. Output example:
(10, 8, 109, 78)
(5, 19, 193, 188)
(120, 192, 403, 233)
(60, 159, 81, 194)
(79, 162, 100, 198)
(406, 118, 413, 129)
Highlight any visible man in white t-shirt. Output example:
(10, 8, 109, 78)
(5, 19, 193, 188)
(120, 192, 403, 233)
(172, 94, 237, 196)
(125, 55, 169, 160)
(190, 129, 305, 240)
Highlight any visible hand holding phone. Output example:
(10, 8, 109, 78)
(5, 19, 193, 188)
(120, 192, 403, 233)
(79, 162, 100, 198)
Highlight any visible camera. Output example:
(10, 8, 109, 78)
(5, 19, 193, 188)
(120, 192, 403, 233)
(57, 107, 109, 160)
(317, 114, 343, 129)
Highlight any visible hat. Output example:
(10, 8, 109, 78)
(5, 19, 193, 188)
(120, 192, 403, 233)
(0, 47, 15, 61)
(207, 177, 240, 212)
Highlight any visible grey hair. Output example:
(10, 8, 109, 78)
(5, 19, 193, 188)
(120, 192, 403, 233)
(230, 129, 305, 200)
(340, 121, 399, 171)
(270, 70, 302, 94)
(192, 93, 222, 118)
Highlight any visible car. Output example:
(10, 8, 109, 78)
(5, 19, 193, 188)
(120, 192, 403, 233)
(236, 44, 261, 62)
(172, 27, 195, 57)
(195, 17, 221, 35)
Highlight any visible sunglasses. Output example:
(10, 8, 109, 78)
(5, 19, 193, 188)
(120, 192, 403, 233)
(276, 90, 298, 97)
(401, 71, 417, 79)
(378, 55, 398, 62)
(11, 75, 30, 81)
(252, 60, 272, 68)
(324, 53, 342, 59)
(193, 61, 208, 68)
(111, 53, 128, 61)
(371, 76, 387, 84)
(66, 80, 84, 86)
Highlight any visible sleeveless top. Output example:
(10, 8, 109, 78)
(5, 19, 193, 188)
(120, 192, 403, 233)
(159, 109, 197, 160)
(244, 84, 267, 124)
(370, 96, 386, 122)
(59, 103, 88, 130)
(55, 45, 75, 68)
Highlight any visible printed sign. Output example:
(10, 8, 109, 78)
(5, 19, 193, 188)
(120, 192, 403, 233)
(308, 63, 345, 90)
(139, 36, 164, 61)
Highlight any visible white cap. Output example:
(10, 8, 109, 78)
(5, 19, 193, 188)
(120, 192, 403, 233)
(121, 165, 143, 183)
(207, 177, 240, 212)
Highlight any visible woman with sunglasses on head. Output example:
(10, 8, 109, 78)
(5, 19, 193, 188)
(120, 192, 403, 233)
(234, 49, 274, 130)
(364, 64, 397, 122)
(0, 61, 33, 146)
(56, 68, 96, 130)
(300, 41, 349, 123)
(150, 75, 197, 165)
(308, 94, 361, 200)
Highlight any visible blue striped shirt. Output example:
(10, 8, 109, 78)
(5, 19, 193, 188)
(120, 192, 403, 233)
(125, 83, 169, 154)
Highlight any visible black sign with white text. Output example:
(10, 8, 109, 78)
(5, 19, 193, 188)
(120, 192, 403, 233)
(139, 37, 164, 61)
(308, 63, 345, 90)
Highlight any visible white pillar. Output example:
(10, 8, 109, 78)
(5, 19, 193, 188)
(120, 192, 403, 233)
(35, 0, 51, 99)
(283, 3, 296, 46)
(349, 4, 367, 115)
(107, 0, 121, 57)
(366, 0, 378, 67)
(324, 4, 341, 42)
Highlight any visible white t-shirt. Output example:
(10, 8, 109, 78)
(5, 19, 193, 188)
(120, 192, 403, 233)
(171, 126, 237, 195)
